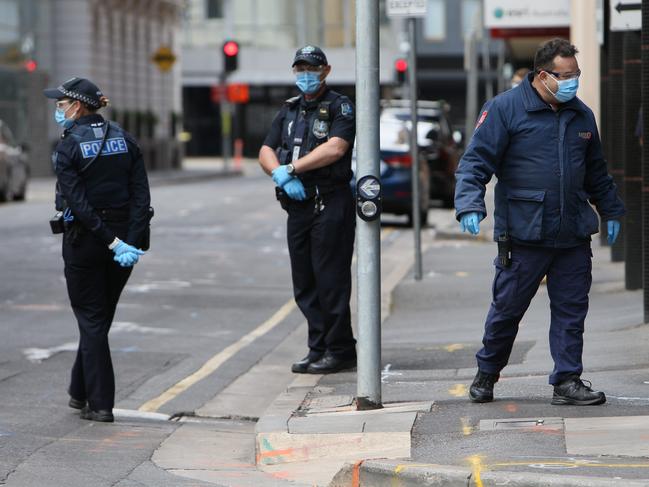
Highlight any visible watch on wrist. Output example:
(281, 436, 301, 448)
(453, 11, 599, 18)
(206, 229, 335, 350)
(286, 163, 295, 175)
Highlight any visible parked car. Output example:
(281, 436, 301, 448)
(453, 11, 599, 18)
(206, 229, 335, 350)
(380, 100, 462, 208)
(0, 120, 29, 202)
(352, 117, 430, 226)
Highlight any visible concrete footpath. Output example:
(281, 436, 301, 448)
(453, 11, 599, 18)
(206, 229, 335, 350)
(255, 210, 649, 487)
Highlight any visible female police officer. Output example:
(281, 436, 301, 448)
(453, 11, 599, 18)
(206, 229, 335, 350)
(44, 77, 151, 422)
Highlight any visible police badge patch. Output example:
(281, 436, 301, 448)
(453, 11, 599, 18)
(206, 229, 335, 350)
(313, 120, 329, 139)
(341, 102, 353, 118)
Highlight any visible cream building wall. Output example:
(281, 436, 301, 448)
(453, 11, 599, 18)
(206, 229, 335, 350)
(570, 0, 600, 127)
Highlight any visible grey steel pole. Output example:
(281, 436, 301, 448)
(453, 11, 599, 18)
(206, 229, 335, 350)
(464, 33, 479, 144)
(408, 17, 422, 280)
(355, 0, 382, 410)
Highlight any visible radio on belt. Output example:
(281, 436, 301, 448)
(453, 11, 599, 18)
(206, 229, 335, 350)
(356, 175, 381, 221)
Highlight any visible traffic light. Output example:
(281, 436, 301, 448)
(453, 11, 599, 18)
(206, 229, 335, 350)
(395, 58, 408, 85)
(222, 40, 239, 73)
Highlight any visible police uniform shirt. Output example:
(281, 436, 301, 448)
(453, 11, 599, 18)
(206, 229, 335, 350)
(52, 114, 151, 246)
(263, 88, 355, 183)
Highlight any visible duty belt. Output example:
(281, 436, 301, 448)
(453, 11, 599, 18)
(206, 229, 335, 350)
(96, 208, 130, 221)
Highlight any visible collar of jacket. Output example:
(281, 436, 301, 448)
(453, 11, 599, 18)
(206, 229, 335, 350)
(300, 85, 331, 108)
(74, 114, 105, 126)
(520, 72, 584, 114)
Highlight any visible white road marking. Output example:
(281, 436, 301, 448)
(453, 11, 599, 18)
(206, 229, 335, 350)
(112, 321, 173, 335)
(23, 342, 77, 363)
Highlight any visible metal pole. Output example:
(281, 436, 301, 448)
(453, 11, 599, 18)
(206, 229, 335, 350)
(220, 72, 231, 170)
(641, 0, 649, 321)
(464, 33, 478, 144)
(481, 38, 493, 100)
(408, 17, 422, 280)
(355, 0, 382, 410)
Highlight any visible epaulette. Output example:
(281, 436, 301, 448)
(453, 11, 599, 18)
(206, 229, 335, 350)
(285, 96, 301, 107)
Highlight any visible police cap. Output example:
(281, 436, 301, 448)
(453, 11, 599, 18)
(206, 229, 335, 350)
(43, 77, 104, 109)
(292, 45, 328, 67)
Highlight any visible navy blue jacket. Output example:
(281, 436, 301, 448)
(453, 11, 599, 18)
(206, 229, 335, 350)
(455, 74, 625, 248)
(53, 114, 151, 246)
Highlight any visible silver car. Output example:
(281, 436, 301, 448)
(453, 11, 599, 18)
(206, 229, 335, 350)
(0, 120, 29, 202)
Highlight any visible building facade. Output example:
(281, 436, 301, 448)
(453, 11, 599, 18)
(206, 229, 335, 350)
(181, 0, 400, 156)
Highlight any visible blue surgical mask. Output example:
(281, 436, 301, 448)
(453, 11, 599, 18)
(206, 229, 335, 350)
(544, 74, 579, 103)
(54, 105, 77, 129)
(295, 72, 322, 94)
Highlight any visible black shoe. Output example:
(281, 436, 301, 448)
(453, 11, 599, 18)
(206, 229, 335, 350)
(551, 377, 606, 406)
(68, 397, 86, 410)
(469, 370, 499, 403)
(291, 353, 323, 374)
(306, 353, 356, 374)
(80, 406, 114, 422)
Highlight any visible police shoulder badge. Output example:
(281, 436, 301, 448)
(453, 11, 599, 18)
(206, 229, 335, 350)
(340, 102, 353, 118)
(313, 119, 329, 139)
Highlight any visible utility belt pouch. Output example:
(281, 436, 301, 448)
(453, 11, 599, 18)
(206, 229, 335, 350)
(141, 206, 154, 251)
(497, 234, 512, 267)
(50, 211, 65, 234)
(275, 186, 290, 211)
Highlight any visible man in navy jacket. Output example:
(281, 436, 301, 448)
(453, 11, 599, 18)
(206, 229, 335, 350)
(455, 38, 624, 406)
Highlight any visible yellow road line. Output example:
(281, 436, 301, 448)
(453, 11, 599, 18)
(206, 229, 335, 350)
(139, 226, 394, 412)
(467, 455, 484, 487)
(138, 299, 296, 412)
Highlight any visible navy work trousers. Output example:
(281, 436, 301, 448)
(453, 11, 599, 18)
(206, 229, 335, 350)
(476, 243, 592, 385)
(285, 186, 357, 359)
(63, 222, 131, 411)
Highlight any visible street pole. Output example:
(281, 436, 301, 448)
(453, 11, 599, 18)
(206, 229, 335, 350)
(641, 0, 649, 321)
(355, 0, 382, 410)
(408, 17, 423, 281)
(220, 72, 231, 171)
(464, 32, 478, 144)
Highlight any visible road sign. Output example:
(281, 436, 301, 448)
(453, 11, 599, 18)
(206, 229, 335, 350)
(152, 46, 176, 72)
(386, 0, 427, 18)
(610, 1, 641, 31)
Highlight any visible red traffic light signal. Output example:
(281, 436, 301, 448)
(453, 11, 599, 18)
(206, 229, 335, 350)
(223, 40, 239, 73)
(24, 59, 37, 72)
(395, 58, 408, 85)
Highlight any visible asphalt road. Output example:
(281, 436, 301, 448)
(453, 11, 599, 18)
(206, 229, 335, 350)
(0, 167, 313, 486)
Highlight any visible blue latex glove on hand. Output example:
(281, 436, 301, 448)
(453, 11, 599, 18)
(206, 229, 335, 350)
(271, 165, 293, 188)
(459, 212, 483, 235)
(112, 240, 145, 268)
(284, 178, 307, 201)
(114, 251, 140, 268)
(607, 219, 620, 245)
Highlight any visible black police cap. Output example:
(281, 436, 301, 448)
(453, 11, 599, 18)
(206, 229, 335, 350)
(292, 45, 328, 67)
(43, 77, 104, 109)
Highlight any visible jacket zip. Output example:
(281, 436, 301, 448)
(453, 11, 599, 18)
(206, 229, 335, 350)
(556, 111, 565, 224)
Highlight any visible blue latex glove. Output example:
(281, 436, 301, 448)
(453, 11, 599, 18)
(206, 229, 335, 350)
(271, 165, 293, 188)
(63, 208, 74, 222)
(114, 251, 140, 268)
(459, 212, 482, 235)
(283, 178, 307, 201)
(113, 240, 145, 257)
(607, 219, 620, 245)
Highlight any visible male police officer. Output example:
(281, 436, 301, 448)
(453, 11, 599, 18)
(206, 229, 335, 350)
(259, 46, 357, 374)
(455, 39, 625, 405)
(45, 77, 150, 422)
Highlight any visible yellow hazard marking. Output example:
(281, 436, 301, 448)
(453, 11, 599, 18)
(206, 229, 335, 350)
(460, 417, 474, 436)
(444, 343, 465, 352)
(467, 455, 484, 487)
(448, 383, 468, 397)
(139, 227, 394, 412)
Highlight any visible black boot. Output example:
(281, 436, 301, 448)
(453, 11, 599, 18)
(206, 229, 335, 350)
(469, 370, 499, 403)
(306, 352, 356, 374)
(551, 377, 606, 406)
(291, 353, 323, 374)
(80, 406, 114, 422)
(68, 397, 86, 410)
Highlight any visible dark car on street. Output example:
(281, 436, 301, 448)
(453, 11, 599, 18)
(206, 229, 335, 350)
(0, 120, 29, 202)
(380, 100, 462, 208)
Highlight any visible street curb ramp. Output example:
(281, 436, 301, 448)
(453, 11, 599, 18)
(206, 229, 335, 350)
(329, 459, 649, 487)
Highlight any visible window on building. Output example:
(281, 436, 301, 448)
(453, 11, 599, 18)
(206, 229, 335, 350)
(206, 0, 224, 19)
(461, 0, 481, 38)
(424, 0, 445, 41)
